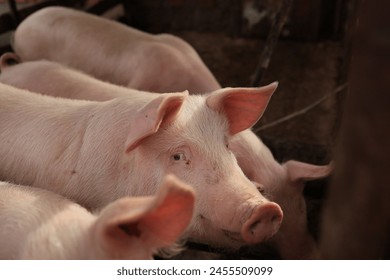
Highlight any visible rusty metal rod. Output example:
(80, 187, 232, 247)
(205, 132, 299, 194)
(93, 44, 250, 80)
(251, 0, 293, 87)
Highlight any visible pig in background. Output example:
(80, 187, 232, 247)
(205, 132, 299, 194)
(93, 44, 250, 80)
(0, 175, 195, 259)
(229, 131, 331, 259)
(0, 69, 283, 249)
(0, 52, 330, 259)
(12, 6, 221, 94)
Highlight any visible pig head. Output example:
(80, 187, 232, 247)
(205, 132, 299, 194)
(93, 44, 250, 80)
(0, 72, 282, 249)
(79, 82, 283, 248)
(229, 130, 332, 259)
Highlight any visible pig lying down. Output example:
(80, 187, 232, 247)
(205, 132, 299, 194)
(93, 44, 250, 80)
(7, 3, 333, 260)
(13, 6, 221, 94)
(0, 77, 282, 248)
(0, 175, 195, 259)
(0, 54, 330, 258)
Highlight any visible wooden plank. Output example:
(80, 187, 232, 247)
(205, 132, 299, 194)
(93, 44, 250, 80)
(320, 0, 390, 259)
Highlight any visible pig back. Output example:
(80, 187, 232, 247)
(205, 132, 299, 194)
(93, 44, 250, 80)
(14, 6, 148, 87)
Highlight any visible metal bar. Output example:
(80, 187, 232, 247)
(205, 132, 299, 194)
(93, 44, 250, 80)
(251, 0, 293, 87)
(6, 0, 20, 25)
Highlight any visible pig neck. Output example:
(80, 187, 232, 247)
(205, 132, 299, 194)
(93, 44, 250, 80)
(0, 86, 96, 195)
(0, 85, 147, 209)
(65, 95, 163, 208)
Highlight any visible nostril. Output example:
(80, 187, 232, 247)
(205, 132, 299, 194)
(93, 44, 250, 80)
(271, 212, 283, 224)
(241, 202, 283, 244)
(250, 221, 261, 235)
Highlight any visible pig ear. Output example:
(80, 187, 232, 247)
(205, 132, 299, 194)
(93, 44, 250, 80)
(206, 82, 277, 135)
(95, 175, 195, 253)
(0, 52, 21, 71)
(125, 92, 188, 152)
(284, 160, 333, 183)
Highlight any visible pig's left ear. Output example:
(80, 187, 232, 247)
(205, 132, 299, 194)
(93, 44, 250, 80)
(284, 160, 333, 183)
(125, 92, 188, 152)
(95, 175, 195, 253)
(206, 82, 277, 135)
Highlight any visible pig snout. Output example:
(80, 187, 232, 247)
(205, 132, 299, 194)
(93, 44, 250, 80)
(241, 202, 283, 244)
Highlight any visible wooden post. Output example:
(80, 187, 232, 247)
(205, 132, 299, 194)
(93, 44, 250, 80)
(320, 0, 390, 259)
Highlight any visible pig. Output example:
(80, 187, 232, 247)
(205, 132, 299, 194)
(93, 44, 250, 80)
(0, 175, 195, 259)
(0, 54, 330, 258)
(229, 131, 331, 259)
(0, 76, 283, 249)
(13, 6, 221, 94)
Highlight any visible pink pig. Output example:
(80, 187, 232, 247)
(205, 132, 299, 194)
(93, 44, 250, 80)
(0, 175, 195, 259)
(0, 72, 282, 248)
(13, 6, 221, 94)
(0, 48, 330, 258)
(229, 130, 331, 259)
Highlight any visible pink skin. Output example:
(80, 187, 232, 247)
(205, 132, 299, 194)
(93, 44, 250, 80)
(0, 175, 195, 259)
(13, 6, 221, 94)
(0, 50, 330, 258)
(229, 131, 332, 259)
(0, 69, 282, 248)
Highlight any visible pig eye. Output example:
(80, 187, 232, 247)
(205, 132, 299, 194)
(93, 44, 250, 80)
(170, 147, 191, 166)
(172, 152, 186, 161)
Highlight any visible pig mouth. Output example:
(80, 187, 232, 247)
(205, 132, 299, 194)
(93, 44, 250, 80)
(222, 229, 244, 243)
(200, 214, 244, 244)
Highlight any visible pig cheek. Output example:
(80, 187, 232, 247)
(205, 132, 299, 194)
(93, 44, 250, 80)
(165, 162, 210, 223)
